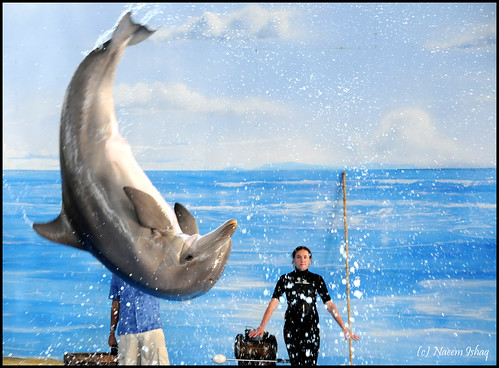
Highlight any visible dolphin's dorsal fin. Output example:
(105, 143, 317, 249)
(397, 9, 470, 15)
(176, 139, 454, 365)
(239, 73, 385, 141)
(33, 212, 86, 250)
(123, 186, 173, 231)
(174, 203, 199, 235)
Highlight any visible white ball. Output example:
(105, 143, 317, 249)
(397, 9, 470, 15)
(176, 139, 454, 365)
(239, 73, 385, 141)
(212, 354, 227, 364)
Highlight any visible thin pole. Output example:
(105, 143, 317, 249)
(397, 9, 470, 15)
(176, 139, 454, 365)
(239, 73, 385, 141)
(342, 172, 353, 365)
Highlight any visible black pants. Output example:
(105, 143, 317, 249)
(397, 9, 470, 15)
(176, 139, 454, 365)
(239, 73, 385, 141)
(284, 322, 320, 365)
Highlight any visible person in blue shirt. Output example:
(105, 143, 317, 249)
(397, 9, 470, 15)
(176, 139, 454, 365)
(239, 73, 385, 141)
(108, 273, 170, 365)
(249, 246, 359, 365)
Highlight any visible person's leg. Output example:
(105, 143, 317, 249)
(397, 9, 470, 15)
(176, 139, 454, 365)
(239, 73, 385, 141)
(310, 328, 320, 365)
(118, 333, 139, 365)
(139, 328, 170, 365)
(303, 328, 320, 365)
(284, 325, 302, 365)
(284, 324, 320, 366)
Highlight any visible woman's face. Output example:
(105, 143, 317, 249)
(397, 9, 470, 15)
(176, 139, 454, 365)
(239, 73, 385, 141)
(293, 249, 312, 271)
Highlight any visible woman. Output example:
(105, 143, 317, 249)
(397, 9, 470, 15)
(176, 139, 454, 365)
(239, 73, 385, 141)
(249, 246, 359, 365)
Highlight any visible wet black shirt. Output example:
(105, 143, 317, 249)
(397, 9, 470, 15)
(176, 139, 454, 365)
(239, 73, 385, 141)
(272, 269, 331, 325)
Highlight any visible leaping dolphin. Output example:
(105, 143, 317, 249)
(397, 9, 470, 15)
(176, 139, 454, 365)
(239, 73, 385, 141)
(32, 12, 237, 300)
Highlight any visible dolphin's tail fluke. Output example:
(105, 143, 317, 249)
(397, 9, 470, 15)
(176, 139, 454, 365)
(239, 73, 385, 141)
(110, 12, 155, 50)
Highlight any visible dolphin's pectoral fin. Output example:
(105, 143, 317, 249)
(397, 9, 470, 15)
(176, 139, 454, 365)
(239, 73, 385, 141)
(123, 186, 173, 232)
(174, 203, 199, 235)
(33, 212, 86, 251)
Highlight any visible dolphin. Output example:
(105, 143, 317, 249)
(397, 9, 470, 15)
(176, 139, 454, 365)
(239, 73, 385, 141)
(32, 12, 237, 300)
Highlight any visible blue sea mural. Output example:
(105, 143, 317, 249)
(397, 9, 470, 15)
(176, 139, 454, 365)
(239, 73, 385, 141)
(3, 3, 496, 366)
(3, 168, 496, 365)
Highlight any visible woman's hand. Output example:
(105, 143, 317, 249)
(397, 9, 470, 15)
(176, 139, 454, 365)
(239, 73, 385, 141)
(343, 328, 360, 341)
(248, 326, 265, 338)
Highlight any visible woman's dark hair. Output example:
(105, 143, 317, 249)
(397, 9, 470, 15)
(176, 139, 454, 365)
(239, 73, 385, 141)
(292, 246, 312, 259)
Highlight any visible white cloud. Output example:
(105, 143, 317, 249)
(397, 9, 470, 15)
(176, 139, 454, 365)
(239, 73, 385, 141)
(112, 80, 304, 170)
(113, 79, 485, 170)
(3, 4, 494, 171)
(425, 22, 496, 52)
(151, 4, 295, 42)
(114, 81, 286, 117)
(359, 108, 463, 167)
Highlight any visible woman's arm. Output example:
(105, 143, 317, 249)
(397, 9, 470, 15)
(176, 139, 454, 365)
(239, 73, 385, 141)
(325, 300, 360, 341)
(248, 298, 280, 338)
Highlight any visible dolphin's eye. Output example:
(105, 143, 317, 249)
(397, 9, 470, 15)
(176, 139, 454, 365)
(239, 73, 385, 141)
(184, 254, 194, 261)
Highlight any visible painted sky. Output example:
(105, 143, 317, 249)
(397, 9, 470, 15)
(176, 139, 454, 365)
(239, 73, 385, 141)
(3, 3, 496, 170)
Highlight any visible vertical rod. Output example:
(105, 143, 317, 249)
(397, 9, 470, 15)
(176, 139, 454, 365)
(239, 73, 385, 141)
(342, 172, 353, 365)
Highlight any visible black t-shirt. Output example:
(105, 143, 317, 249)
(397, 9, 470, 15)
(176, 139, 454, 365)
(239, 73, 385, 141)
(272, 269, 332, 325)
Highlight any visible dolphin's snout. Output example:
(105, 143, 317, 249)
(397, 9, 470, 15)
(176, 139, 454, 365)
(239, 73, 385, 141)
(180, 219, 237, 262)
(219, 219, 238, 239)
(208, 219, 237, 247)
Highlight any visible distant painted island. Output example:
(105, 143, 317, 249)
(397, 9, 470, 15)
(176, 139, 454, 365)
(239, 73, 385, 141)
(225, 162, 443, 171)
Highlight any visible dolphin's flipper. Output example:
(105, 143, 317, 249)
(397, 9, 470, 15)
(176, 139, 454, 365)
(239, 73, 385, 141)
(123, 186, 173, 232)
(174, 203, 199, 235)
(33, 212, 86, 250)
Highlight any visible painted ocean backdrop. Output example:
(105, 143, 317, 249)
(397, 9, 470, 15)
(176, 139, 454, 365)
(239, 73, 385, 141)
(3, 168, 496, 365)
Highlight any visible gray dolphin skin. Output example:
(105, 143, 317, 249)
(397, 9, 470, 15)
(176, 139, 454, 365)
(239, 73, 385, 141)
(32, 12, 237, 300)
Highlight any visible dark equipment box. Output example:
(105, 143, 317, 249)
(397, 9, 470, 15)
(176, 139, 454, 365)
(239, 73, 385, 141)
(64, 347, 118, 366)
(234, 328, 278, 366)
